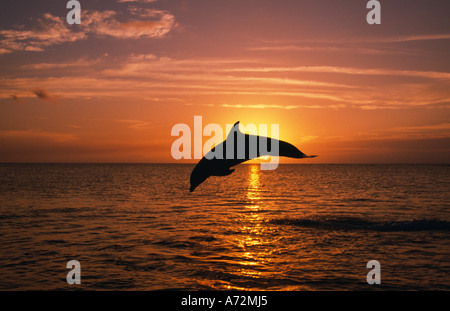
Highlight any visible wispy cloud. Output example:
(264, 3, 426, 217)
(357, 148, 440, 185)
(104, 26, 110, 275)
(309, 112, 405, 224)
(246, 45, 410, 55)
(222, 66, 450, 80)
(221, 103, 300, 110)
(0, 6, 176, 54)
(391, 123, 450, 133)
(81, 9, 175, 39)
(115, 119, 151, 130)
(386, 33, 450, 43)
(326, 123, 450, 143)
(0, 13, 85, 54)
(21, 55, 108, 70)
(2, 54, 449, 111)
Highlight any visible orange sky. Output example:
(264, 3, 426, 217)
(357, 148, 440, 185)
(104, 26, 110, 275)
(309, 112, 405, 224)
(0, 0, 449, 163)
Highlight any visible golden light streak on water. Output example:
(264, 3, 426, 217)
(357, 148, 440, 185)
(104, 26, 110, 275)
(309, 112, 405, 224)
(246, 164, 261, 204)
(230, 165, 276, 282)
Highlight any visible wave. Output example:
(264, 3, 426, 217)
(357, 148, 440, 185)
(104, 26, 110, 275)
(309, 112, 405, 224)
(270, 217, 450, 232)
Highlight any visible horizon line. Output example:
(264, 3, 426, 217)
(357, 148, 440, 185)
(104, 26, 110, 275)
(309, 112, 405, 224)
(0, 162, 448, 165)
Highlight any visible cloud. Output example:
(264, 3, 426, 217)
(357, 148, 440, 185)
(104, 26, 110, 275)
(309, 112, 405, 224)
(115, 119, 151, 130)
(222, 66, 450, 80)
(246, 45, 411, 56)
(33, 89, 51, 100)
(325, 124, 450, 143)
(0, 6, 176, 54)
(0, 48, 12, 55)
(32, 88, 60, 105)
(20, 53, 110, 75)
(21, 55, 108, 70)
(0, 13, 85, 54)
(81, 9, 175, 39)
(390, 123, 450, 135)
(221, 103, 299, 110)
(386, 34, 450, 43)
(246, 33, 450, 57)
(1, 54, 448, 111)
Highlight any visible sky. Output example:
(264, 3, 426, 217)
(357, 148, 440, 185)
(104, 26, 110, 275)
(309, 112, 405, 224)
(0, 0, 449, 163)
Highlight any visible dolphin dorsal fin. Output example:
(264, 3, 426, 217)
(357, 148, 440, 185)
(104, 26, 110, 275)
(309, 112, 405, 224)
(227, 121, 242, 138)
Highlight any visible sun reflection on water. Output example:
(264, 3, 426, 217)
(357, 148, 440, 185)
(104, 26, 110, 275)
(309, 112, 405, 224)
(246, 164, 262, 204)
(231, 165, 276, 283)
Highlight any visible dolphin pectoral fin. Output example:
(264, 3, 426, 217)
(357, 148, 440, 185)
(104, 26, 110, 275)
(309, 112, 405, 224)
(213, 169, 235, 176)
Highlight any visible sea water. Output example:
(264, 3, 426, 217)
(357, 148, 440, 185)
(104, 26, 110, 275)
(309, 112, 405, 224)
(0, 164, 449, 290)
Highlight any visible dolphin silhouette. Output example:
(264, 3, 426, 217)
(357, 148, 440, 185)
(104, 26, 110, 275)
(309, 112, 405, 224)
(189, 121, 316, 192)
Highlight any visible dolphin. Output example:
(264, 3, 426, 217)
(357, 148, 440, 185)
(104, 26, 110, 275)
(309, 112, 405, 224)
(189, 121, 316, 192)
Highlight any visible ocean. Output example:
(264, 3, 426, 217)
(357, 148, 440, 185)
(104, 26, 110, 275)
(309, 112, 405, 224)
(0, 164, 449, 290)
